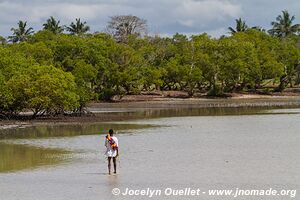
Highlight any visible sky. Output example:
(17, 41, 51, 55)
(1, 0, 300, 38)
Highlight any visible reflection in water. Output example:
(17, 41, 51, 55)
(0, 123, 155, 140)
(107, 174, 120, 191)
(93, 106, 300, 120)
(0, 143, 69, 173)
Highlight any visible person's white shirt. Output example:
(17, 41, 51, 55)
(105, 136, 118, 157)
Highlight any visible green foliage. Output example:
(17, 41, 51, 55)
(9, 42, 54, 65)
(72, 59, 97, 109)
(98, 88, 117, 101)
(207, 84, 224, 97)
(6, 65, 79, 117)
(231, 30, 285, 89)
(0, 72, 13, 115)
(0, 47, 34, 78)
(29, 30, 58, 43)
(1, 16, 300, 118)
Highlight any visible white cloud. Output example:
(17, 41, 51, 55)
(0, 0, 242, 36)
(172, 0, 241, 28)
(1, 0, 300, 37)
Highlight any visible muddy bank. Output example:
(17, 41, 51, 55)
(1, 95, 300, 129)
(110, 91, 300, 102)
(92, 94, 300, 108)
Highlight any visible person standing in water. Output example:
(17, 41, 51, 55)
(105, 129, 119, 174)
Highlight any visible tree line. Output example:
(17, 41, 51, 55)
(1, 11, 300, 119)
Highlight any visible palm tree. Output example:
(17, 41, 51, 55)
(43, 16, 64, 34)
(9, 21, 34, 43)
(66, 18, 90, 35)
(268, 10, 300, 37)
(228, 18, 248, 34)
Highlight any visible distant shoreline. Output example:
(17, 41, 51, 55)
(1, 93, 300, 129)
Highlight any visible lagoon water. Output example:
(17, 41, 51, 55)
(0, 107, 300, 200)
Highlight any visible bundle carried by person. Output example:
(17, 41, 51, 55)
(106, 134, 118, 150)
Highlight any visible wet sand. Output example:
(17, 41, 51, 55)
(0, 109, 299, 200)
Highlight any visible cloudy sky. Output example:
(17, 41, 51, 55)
(1, 0, 300, 37)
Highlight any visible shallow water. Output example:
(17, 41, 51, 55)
(0, 143, 69, 173)
(0, 123, 156, 139)
(0, 107, 300, 200)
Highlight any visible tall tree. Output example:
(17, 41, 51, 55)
(106, 15, 147, 43)
(43, 16, 64, 34)
(66, 18, 90, 35)
(268, 10, 300, 37)
(9, 21, 34, 43)
(228, 18, 248, 34)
